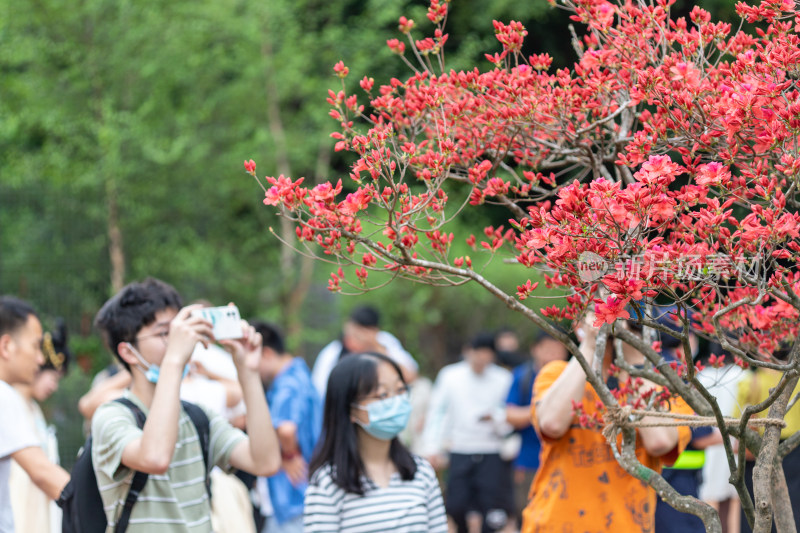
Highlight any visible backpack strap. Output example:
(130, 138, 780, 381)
(116, 471, 149, 532)
(112, 398, 149, 533)
(181, 400, 212, 499)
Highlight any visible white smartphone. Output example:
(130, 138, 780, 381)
(192, 305, 243, 340)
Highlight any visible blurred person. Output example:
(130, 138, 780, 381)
(652, 309, 722, 533)
(495, 328, 521, 353)
(181, 352, 255, 533)
(505, 331, 568, 524)
(697, 342, 744, 533)
(421, 332, 514, 533)
(733, 342, 800, 533)
(0, 296, 70, 533)
(523, 313, 692, 532)
(10, 319, 71, 533)
(90, 278, 280, 531)
(182, 358, 246, 427)
(253, 320, 322, 533)
(495, 327, 527, 370)
(78, 363, 131, 422)
(304, 352, 447, 532)
(311, 305, 418, 400)
(399, 373, 433, 456)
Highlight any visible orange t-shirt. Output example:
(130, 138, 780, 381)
(522, 360, 692, 533)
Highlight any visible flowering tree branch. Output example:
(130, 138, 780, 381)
(250, 0, 800, 528)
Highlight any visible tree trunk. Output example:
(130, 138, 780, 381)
(752, 374, 797, 533)
(86, 15, 126, 295)
(770, 461, 796, 533)
(106, 177, 125, 293)
(261, 35, 316, 339)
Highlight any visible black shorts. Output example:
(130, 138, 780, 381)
(445, 453, 515, 532)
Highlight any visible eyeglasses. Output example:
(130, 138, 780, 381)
(134, 330, 169, 344)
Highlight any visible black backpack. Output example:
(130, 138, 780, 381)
(58, 398, 211, 533)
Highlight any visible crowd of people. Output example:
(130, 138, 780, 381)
(0, 279, 797, 532)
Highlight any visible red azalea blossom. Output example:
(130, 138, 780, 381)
(333, 61, 349, 78)
(593, 297, 631, 327)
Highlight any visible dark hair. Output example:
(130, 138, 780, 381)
(469, 331, 496, 352)
(309, 352, 416, 495)
(348, 305, 380, 328)
(251, 320, 286, 355)
(625, 304, 687, 349)
(42, 318, 72, 375)
(0, 296, 38, 337)
(532, 330, 557, 346)
(773, 341, 793, 362)
(495, 326, 517, 339)
(94, 278, 182, 370)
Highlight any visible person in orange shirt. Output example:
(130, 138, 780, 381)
(522, 316, 692, 533)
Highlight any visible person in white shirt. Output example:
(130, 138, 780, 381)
(311, 306, 418, 400)
(420, 332, 514, 533)
(0, 296, 70, 533)
(10, 320, 71, 533)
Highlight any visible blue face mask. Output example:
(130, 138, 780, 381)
(353, 393, 412, 440)
(127, 343, 189, 384)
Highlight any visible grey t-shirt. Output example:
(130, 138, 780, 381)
(0, 380, 41, 533)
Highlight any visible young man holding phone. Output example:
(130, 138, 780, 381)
(91, 278, 280, 531)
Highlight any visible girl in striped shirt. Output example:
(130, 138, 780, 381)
(304, 352, 447, 533)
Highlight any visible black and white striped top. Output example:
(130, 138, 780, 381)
(304, 456, 448, 532)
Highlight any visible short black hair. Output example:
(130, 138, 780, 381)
(469, 331, 496, 352)
(348, 305, 380, 328)
(773, 341, 793, 362)
(94, 278, 182, 371)
(251, 320, 286, 355)
(0, 296, 38, 337)
(309, 352, 416, 495)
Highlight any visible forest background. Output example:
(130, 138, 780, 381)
(0, 0, 739, 466)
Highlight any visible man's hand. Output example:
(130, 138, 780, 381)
(426, 453, 448, 471)
(282, 454, 308, 487)
(225, 320, 281, 476)
(219, 321, 262, 372)
(578, 311, 599, 345)
(164, 304, 213, 366)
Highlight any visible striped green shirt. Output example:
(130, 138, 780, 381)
(91, 391, 246, 532)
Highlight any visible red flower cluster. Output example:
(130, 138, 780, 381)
(254, 0, 800, 367)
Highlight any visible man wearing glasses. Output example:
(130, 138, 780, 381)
(90, 277, 281, 532)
